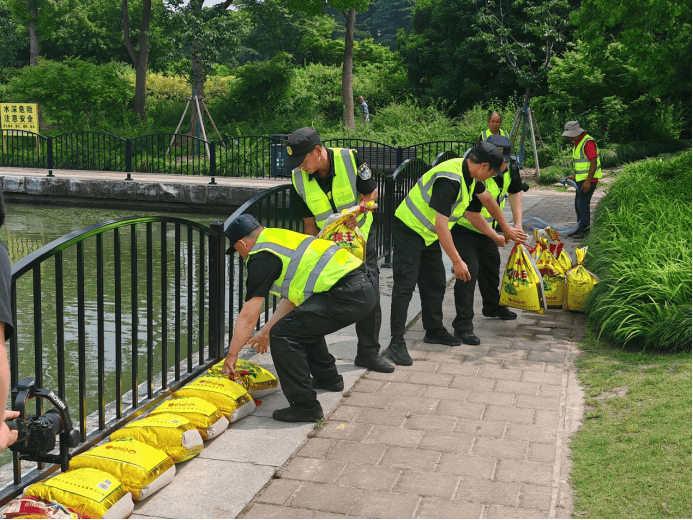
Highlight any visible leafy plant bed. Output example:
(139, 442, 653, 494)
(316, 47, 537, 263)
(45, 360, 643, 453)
(570, 333, 692, 518)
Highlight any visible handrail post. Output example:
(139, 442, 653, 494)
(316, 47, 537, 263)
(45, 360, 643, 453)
(46, 137, 53, 177)
(381, 174, 395, 268)
(209, 141, 217, 185)
(396, 146, 403, 170)
(125, 139, 132, 181)
(209, 221, 226, 361)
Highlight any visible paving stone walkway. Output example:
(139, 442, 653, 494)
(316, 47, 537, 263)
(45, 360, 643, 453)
(127, 185, 601, 519)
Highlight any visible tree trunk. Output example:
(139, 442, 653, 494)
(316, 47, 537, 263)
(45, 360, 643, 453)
(134, 58, 148, 116)
(122, 0, 151, 119)
(341, 9, 356, 131)
(28, 4, 39, 66)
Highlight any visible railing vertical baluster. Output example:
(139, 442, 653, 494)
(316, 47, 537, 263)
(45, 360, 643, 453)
(382, 174, 395, 268)
(174, 223, 181, 379)
(209, 222, 225, 361)
(32, 266, 43, 432)
(187, 226, 193, 371)
(131, 224, 139, 410)
(114, 228, 122, 419)
(125, 139, 132, 180)
(199, 231, 206, 365)
(161, 222, 168, 391)
(96, 233, 105, 430)
(146, 222, 153, 398)
(77, 241, 87, 442)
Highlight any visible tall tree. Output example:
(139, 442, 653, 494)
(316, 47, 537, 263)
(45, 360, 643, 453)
(288, 0, 371, 131)
(122, 0, 152, 117)
(5, 0, 49, 65)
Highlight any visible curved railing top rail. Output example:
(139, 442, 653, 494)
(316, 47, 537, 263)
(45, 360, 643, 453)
(12, 215, 214, 278)
(224, 184, 294, 230)
(431, 150, 460, 168)
(0, 130, 48, 140)
(323, 138, 393, 149)
(391, 157, 429, 182)
(404, 140, 476, 149)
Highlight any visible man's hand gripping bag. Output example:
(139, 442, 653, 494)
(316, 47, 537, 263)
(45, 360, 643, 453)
(208, 359, 278, 399)
(317, 200, 377, 261)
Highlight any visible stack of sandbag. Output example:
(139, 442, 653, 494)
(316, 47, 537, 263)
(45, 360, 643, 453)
(149, 397, 229, 441)
(208, 359, 279, 399)
(500, 244, 547, 314)
(22, 468, 134, 519)
(173, 374, 255, 423)
(563, 247, 599, 312)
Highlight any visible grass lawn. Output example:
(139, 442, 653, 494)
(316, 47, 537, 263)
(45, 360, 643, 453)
(570, 333, 692, 518)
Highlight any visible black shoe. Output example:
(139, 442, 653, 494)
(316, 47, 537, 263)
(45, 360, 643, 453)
(382, 339, 413, 366)
(455, 330, 481, 346)
(482, 307, 517, 320)
(354, 354, 395, 373)
(569, 230, 586, 240)
(423, 328, 462, 346)
(273, 401, 324, 423)
(311, 376, 344, 392)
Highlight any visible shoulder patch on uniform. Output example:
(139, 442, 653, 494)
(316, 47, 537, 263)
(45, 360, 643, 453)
(357, 163, 372, 180)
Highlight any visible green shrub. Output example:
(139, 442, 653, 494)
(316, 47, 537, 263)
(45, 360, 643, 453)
(538, 165, 571, 185)
(584, 151, 692, 352)
(6, 58, 133, 127)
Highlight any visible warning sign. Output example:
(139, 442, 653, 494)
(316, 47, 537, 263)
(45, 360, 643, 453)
(1, 103, 39, 133)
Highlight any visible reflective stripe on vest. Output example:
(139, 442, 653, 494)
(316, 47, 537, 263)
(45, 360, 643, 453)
(246, 228, 362, 306)
(457, 168, 511, 233)
(480, 128, 509, 140)
(573, 134, 602, 182)
(292, 148, 373, 238)
(394, 159, 474, 246)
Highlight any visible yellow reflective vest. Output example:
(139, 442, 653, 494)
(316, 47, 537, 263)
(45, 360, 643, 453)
(246, 228, 362, 306)
(457, 168, 511, 233)
(394, 159, 475, 246)
(292, 148, 373, 239)
(573, 134, 602, 182)
(480, 128, 509, 140)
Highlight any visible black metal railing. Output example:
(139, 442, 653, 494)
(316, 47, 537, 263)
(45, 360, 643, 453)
(2, 216, 228, 502)
(0, 131, 476, 180)
(431, 149, 460, 167)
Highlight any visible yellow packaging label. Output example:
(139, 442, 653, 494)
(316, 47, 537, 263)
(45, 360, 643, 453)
(110, 413, 203, 463)
(69, 439, 174, 501)
(24, 468, 127, 519)
(563, 247, 598, 312)
(208, 360, 279, 398)
(317, 202, 375, 262)
(535, 244, 566, 308)
(500, 244, 547, 314)
(174, 375, 254, 421)
(150, 397, 227, 440)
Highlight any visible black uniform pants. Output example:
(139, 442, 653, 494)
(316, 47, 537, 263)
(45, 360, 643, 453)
(451, 229, 502, 333)
(355, 233, 382, 358)
(390, 218, 447, 339)
(269, 268, 377, 405)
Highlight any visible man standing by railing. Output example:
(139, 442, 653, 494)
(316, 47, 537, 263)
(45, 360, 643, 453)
(221, 215, 378, 422)
(285, 127, 394, 374)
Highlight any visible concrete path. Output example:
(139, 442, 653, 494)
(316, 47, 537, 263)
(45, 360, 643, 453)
(130, 186, 600, 519)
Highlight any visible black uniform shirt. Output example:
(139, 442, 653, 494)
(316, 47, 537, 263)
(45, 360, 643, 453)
(244, 252, 283, 301)
(466, 167, 523, 213)
(290, 150, 376, 219)
(0, 242, 14, 340)
(429, 159, 486, 218)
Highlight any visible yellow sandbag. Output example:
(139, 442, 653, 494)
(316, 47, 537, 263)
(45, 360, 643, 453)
(109, 413, 203, 463)
(535, 244, 566, 308)
(317, 200, 376, 261)
(500, 244, 547, 314)
(545, 228, 573, 272)
(150, 397, 229, 440)
(24, 468, 133, 519)
(173, 374, 256, 423)
(69, 438, 175, 502)
(208, 359, 279, 398)
(563, 247, 598, 312)
(0, 496, 78, 518)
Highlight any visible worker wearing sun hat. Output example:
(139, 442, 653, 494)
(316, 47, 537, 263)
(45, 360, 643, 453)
(563, 120, 601, 240)
(220, 214, 377, 423)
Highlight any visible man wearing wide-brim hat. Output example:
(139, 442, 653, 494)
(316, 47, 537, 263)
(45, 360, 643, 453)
(562, 120, 602, 240)
(220, 214, 378, 423)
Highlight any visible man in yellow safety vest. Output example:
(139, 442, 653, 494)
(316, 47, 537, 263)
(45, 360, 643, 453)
(285, 127, 394, 374)
(562, 120, 602, 240)
(221, 214, 378, 423)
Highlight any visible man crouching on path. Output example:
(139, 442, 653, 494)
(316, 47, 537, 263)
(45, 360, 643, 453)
(221, 214, 377, 423)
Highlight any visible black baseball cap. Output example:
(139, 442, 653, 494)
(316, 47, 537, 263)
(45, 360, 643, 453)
(473, 140, 505, 176)
(283, 127, 322, 170)
(485, 134, 512, 164)
(224, 214, 261, 254)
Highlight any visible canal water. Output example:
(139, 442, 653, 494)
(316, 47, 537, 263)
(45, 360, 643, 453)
(2, 203, 236, 470)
